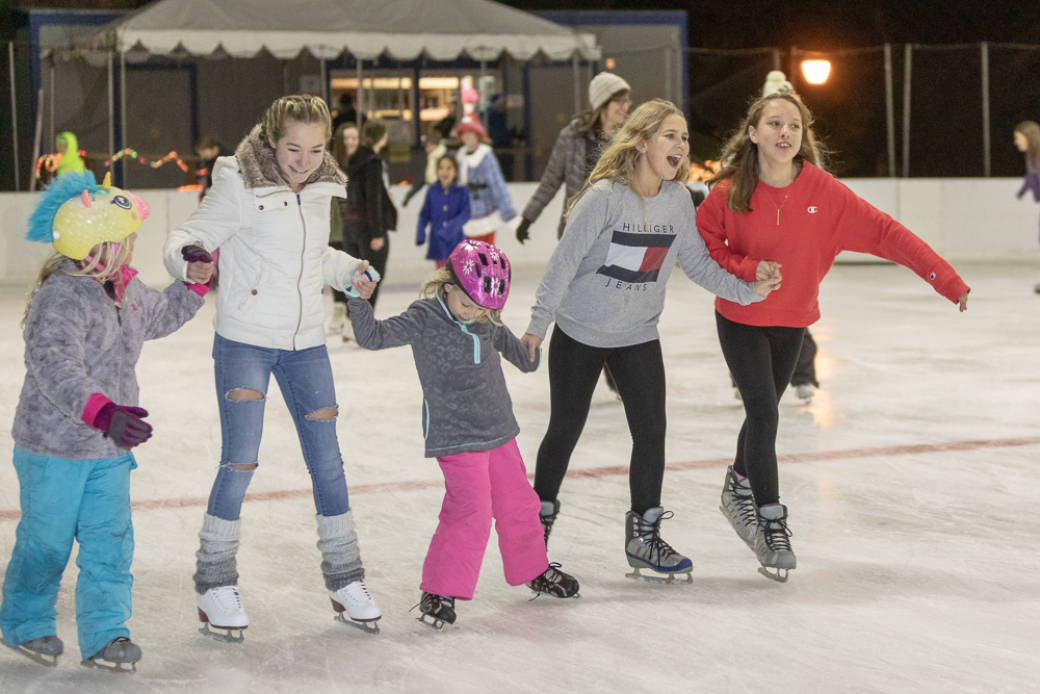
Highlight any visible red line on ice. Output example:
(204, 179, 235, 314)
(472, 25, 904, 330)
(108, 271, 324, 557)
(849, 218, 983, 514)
(1, 436, 1038, 523)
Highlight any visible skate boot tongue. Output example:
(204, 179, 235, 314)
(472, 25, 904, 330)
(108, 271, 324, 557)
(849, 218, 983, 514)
(641, 506, 666, 523)
(758, 503, 787, 521)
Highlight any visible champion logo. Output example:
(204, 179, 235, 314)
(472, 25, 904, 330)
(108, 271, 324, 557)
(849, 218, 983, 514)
(929, 272, 936, 281)
(807, 206, 818, 213)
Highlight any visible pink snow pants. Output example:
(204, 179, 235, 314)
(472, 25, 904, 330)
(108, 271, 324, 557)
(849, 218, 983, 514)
(421, 439, 548, 600)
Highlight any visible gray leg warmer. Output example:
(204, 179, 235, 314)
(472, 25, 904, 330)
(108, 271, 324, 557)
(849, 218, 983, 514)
(194, 514, 241, 595)
(316, 511, 365, 591)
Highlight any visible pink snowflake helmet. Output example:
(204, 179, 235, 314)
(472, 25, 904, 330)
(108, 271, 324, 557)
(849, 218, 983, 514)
(447, 240, 511, 310)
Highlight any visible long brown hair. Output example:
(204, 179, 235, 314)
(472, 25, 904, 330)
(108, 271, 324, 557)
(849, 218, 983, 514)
(1015, 121, 1040, 172)
(332, 121, 359, 167)
(574, 88, 630, 138)
(710, 92, 829, 214)
(569, 99, 690, 213)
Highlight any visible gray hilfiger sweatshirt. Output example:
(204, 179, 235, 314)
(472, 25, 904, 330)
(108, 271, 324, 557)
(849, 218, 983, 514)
(348, 293, 540, 458)
(526, 179, 763, 348)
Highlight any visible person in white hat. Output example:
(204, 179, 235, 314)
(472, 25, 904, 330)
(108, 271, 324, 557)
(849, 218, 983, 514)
(515, 72, 632, 243)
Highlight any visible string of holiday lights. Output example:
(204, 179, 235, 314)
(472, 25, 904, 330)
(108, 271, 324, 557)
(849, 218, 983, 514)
(36, 149, 194, 179)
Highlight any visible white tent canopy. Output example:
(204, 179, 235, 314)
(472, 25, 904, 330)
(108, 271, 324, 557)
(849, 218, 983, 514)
(83, 0, 600, 61)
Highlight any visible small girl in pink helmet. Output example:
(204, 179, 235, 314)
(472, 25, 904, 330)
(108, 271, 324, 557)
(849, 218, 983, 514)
(346, 240, 579, 629)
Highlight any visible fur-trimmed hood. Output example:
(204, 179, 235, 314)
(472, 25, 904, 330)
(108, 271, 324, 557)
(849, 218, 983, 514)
(235, 125, 346, 190)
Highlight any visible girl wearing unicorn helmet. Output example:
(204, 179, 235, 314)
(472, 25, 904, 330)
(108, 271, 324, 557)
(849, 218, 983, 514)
(0, 172, 209, 672)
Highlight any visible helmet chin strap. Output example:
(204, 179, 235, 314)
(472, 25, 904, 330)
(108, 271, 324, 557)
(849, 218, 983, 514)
(82, 241, 122, 277)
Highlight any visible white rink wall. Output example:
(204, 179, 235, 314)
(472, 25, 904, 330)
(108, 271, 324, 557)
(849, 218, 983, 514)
(0, 178, 1036, 288)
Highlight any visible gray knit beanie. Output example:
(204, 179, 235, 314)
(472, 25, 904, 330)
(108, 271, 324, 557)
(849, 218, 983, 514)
(589, 72, 631, 111)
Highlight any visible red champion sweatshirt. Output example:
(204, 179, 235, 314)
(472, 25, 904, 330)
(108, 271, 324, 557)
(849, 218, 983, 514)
(697, 162, 970, 327)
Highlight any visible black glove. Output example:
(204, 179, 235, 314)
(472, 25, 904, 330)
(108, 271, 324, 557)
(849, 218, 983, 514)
(515, 218, 532, 245)
(94, 403, 153, 449)
(181, 245, 213, 264)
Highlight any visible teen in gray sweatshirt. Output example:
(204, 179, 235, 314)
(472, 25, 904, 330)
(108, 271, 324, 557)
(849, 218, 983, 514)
(519, 99, 780, 583)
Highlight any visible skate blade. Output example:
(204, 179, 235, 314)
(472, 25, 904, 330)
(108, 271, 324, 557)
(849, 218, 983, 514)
(14, 647, 59, 668)
(334, 613, 380, 634)
(416, 614, 446, 631)
(198, 622, 245, 644)
(528, 590, 581, 601)
(625, 567, 693, 585)
(80, 658, 136, 674)
(757, 566, 790, 583)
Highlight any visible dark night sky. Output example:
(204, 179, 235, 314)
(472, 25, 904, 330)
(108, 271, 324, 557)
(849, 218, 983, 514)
(500, 1, 1040, 49)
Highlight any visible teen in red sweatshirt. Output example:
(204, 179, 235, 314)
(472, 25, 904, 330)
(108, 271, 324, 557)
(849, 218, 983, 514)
(697, 91, 970, 582)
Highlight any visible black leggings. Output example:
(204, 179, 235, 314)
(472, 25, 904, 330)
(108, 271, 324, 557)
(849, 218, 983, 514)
(716, 311, 805, 506)
(533, 326, 667, 515)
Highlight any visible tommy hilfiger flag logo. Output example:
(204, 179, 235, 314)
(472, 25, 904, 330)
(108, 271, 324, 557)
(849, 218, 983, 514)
(596, 230, 676, 284)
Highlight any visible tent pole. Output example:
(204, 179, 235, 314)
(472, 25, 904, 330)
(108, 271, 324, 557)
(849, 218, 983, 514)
(356, 59, 363, 126)
(412, 62, 421, 148)
(572, 52, 580, 115)
(320, 57, 328, 103)
(49, 57, 55, 155)
(9, 41, 19, 191)
(981, 41, 991, 178)
(902, 44, 912, 178)
(30, 86, 43, 192)
(120, 50, 127, 187)
(108, 51, 115, 178)
(884, 43, 896, 177)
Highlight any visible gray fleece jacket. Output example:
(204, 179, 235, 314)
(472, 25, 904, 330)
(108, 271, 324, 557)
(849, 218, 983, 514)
(13, 262, 205, 459)
(347, 293, 540, 458)
(527, 179, 763, 348)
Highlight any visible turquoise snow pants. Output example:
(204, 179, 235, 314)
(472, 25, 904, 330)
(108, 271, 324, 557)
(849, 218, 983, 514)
(0, 446, 136, 660)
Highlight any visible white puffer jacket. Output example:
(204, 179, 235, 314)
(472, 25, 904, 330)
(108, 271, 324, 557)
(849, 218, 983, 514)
(164, 127, 360, 350)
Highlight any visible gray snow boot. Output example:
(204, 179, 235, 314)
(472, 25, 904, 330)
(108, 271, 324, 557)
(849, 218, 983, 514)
(754, 503, 797, 582)
(720, 465, 758, 549)
(81, 637, 141, 674)
(8, 635, 63, 667)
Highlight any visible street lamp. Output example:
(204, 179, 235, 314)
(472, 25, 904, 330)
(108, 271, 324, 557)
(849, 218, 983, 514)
(801, 60, 831, 85)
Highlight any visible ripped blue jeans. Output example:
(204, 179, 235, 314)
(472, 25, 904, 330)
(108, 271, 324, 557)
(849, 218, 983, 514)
(206, 334, 351, 521)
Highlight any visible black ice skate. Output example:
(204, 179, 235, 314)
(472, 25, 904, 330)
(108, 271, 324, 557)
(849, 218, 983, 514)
(526, 562, 580, 599)
(754, 503, 797, 583)
(539, 499, 560, 547)
(80, 637, 141, 674)
(624, 507, 694, 584)
(414, 592, 456, 630)
(4, 635, 63, 668)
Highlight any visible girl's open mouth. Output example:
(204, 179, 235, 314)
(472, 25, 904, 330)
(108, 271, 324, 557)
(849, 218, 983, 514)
(667, 155, 681, 167)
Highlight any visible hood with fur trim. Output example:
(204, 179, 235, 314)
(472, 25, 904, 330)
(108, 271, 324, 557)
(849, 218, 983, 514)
(235, 125, 346, 190)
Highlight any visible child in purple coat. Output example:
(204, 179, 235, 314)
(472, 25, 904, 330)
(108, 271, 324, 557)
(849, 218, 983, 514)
(416, 156, 470, 269)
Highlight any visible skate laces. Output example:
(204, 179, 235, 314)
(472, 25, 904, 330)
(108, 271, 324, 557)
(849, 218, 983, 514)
(638, 511, 680, 561)
(415, 592, 454, 614)
(726, 472, 758, 525)
(214, 586, 243, 611)
(538, 562, 566, 587)
(760, 515, 793, 551)
(339, 580, 373, 603)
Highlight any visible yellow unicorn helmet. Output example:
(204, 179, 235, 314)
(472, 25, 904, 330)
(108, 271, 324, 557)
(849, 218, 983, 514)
(28, 171, 150, 260)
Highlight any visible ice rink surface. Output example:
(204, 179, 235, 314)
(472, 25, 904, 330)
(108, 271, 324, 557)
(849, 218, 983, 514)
(0, 260, 1036, 693)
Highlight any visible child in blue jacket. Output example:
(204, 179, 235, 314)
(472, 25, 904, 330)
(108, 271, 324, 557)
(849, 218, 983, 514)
(416, 155, 470, 268)
(0, 172, 212, 672)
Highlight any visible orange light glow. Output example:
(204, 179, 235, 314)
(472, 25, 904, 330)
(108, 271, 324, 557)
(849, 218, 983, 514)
(801, 60, 831, 85)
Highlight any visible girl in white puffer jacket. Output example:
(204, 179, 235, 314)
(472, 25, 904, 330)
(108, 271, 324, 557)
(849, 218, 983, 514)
(163, 95, 383, 639)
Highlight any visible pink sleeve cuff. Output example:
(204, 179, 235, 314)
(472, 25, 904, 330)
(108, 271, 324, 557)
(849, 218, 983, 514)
(186, 282, 210, 297)
(82, 393, 113, 428)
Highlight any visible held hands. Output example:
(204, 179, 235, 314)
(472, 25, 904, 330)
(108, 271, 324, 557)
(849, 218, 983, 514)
(520, 333, 542, 363)
(515, 218, 532, 245)
(182, 244, 215, 284)
(345, 260, 381, 300)
(754, 259, 782, 298)
(94, 403, 152, 449)
(370, 237, 386, 252)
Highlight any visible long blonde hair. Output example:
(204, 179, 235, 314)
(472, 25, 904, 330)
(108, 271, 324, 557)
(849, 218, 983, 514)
(568, 99, 690, 215)
(22, 242, 124, 327)
(709, 92, 829, 214)
(419, 268, 502, 325)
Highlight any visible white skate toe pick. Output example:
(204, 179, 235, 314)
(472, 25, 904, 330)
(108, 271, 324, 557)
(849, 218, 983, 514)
(197, 586, 248, 643)
(330, 580, 381, 634)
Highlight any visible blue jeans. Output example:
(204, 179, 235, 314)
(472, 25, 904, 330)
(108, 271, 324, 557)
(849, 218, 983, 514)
(206, 334, 351, 520)
(0, 447, 135, 660)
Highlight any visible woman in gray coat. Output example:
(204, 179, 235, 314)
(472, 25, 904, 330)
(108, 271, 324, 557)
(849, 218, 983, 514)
(515, 73, 632, 243)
